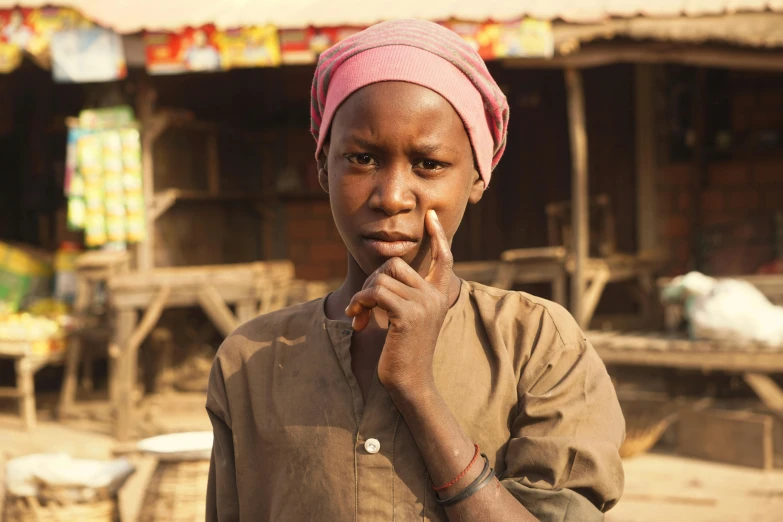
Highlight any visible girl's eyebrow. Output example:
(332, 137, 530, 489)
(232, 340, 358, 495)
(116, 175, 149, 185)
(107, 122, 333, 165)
(343, 135, 457, 156)
(409, 142, 457, 156)
(342, 135, 378, 150)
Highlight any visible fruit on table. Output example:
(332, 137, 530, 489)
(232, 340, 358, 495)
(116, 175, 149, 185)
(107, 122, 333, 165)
(0, 313, 61, 342)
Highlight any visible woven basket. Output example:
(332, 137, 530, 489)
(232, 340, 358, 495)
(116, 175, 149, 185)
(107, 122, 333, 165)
(138, 459, 210, 522)
(3, 491, 118, 522)
(618, 393, 681, 458)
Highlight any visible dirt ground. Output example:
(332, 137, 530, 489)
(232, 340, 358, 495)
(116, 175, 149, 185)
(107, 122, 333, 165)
(1, 393, 783, 522)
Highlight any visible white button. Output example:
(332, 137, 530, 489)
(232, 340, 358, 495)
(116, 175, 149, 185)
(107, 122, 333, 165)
(364, 438, 380, 454)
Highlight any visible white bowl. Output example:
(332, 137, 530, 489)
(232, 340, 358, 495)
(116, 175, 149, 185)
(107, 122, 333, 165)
(136, 431, 213, 461)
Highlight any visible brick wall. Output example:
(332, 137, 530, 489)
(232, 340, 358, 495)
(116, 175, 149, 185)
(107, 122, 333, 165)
(284, 199, 347, 281)
(658, 158, 783, 276)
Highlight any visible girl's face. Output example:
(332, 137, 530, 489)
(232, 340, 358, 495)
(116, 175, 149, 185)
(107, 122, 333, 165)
(320, 81, 485, 277)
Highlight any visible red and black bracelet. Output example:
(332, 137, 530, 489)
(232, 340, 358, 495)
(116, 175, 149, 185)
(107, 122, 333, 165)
(432, 443, 480, 492)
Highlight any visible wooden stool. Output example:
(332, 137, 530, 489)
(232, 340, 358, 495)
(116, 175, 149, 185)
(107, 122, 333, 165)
(0, 341, 64, 430)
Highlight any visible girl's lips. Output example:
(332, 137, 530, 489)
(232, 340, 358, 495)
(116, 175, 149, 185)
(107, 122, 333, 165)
(363, 238, 418, 258)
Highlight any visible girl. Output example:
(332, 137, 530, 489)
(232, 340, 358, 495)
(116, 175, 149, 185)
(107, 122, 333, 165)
(207, 18, 624, 522)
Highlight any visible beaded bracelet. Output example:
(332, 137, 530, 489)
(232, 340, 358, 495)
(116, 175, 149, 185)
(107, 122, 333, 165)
(435, 453, 494, 507)
(432, 443, 480, 491)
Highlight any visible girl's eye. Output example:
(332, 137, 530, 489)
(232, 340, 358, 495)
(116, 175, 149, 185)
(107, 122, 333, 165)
(355, 154, 373, 165)
(416, 159, 444, 171)
(346, 153, 376, 166)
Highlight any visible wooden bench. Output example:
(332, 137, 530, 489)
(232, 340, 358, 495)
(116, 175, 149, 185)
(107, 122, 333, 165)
(0, 341, 64, 430)
(589, 274, 783, 418)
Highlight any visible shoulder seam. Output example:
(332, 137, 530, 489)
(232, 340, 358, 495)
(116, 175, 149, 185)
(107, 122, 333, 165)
(471, 286, 569, 347)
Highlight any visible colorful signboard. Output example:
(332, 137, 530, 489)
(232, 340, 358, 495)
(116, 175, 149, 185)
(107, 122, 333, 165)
(441, 18, 554, 60)
(0, 7, 91, 72)
(279, 26, 363, 64)
(145, 24, 281, 74)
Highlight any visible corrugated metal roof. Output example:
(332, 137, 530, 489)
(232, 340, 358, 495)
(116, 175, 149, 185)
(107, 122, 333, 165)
(1, 0, 782, 33)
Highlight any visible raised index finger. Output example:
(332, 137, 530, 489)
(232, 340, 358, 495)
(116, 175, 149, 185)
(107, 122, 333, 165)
(424, 209, 453, 293)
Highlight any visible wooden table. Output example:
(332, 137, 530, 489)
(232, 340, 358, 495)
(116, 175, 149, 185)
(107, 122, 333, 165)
(0, 340, 64, 430)
(569, 252, 667, 327)
(106, 261, 294, 441)
(499, 247, 667, 326)
(497, 247, 568, 305)
(588, 330, 783, 418)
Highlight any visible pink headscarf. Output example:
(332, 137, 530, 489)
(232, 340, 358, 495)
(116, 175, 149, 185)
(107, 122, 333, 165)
(310, 19, 509, 187)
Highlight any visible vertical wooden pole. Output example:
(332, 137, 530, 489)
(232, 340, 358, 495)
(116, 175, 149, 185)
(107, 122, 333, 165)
(113, 308, 138, 441)
(16, 357, 36, 431)
(690, 69, 708, 272)
(635, 64, 659, 253)
(136, 80, 157, 271)
(565, 68, 589, 328)
(57, 336, 82, 419)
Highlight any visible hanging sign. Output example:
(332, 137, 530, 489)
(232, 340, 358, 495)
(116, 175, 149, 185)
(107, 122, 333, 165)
(279, 26, 363, 65)
(440, 18, 554, 60)
(0, 7, 90, 72)
(145, 24, 282, 74)
(214, 25, 281, 68)
(144, 26, 221, 74)
(51, 27, 127, 83)
(496, 19, 554, 59)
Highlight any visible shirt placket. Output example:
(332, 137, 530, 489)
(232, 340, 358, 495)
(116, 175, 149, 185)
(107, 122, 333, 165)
(326, 322, 402, 521)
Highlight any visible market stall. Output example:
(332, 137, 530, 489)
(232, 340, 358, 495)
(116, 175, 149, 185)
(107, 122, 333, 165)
(589, 275, 783, 467)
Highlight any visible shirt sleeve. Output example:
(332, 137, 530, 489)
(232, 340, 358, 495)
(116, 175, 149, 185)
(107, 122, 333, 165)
(500, 307, 625, 521)
(206, 356, 240, 522)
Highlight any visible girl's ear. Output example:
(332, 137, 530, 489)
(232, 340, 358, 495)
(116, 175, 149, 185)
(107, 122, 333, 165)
(468, 169, 485, 204)
(317, 143, 330, 193)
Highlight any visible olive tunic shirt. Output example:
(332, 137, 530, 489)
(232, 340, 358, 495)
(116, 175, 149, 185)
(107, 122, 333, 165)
(206, 280, 625, 521)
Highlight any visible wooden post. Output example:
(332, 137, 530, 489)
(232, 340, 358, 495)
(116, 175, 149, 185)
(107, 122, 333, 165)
(565, 68, 590, 327)
(690, 68, 708, 272)
(137, 82, 158, 271)
(57, 336, 82, 419)
(113, 308, 139, 441)
(635, 64, 659, 253)
(16, 357, 36, 431)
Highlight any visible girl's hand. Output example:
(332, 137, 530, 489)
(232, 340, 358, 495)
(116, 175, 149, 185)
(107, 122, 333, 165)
(345, 210, 453, 393)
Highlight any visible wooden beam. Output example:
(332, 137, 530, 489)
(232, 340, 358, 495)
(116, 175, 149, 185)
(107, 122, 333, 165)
(138, 86, 158, 271)
(744, 373, 783, 415)
(502, 43, 783, 72)
(197, 285, 240, 338)
(126, 285, 171, 354)
(581, 264, 610, 326)
(150, 189, 178, 222)
(564, 68, 589, 327)
(594, 346, 783, 373)
(635, 64, 659, 253)
(113, 309, 138, 441)
(690, 69, 708, 272)
(0, 388, 21, 398)
(16, 358, 36, 430)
